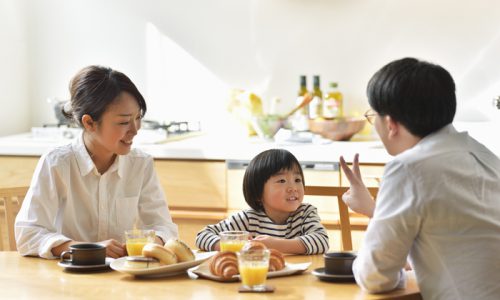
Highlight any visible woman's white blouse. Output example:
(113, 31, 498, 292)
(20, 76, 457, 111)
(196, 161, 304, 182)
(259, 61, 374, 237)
(15, 134, 178, 258)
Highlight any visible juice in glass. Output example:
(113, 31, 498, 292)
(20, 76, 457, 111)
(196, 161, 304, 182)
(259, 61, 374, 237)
(220, 240, 246, 252)
(219, 231, 249, 252)
(126, 238, 149, 256)
(239, 264, 269, 287)
(125, 229, 155, 256)
(237, 248, 270, 291)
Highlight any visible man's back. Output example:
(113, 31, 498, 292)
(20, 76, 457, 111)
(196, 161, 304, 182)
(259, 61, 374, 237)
(400, 125, 500, 299)
(354, 125, 500, 300)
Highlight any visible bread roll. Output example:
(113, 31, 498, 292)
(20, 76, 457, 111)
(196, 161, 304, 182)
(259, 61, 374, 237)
(164, 239, 195, 262)
(241, 240, 267, 252)
(209, 251, 239, 279)
(268, 248, 285, 271)
(142, 243, 178, 265)
(123, 256, 160, 269)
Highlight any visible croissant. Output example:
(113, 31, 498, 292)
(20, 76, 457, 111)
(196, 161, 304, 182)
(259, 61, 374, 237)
(241, 241, 267, 252)
(268, 248, 286, 272)
(209, 251, 239, 279)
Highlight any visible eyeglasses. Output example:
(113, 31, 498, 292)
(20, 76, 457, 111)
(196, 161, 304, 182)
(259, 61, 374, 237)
(364, 109, 377, 125)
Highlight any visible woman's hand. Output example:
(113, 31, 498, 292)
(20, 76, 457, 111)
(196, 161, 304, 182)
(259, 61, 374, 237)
(98, 239, 126, 258)
(339, 154, 375, 218)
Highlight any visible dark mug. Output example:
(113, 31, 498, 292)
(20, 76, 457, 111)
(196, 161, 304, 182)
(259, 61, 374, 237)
(324, 252, 356, 275)
(60, 243, 106, 266)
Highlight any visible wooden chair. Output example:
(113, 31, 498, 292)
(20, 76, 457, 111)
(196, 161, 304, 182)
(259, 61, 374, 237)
(304, 185, 378, 251)
(0, 186, 29, 251)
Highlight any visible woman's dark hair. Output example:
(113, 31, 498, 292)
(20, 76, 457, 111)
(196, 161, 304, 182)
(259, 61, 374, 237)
(62, 65, 146, 127)
(367, 57, 456, 137)
(243, 149, 305, 211)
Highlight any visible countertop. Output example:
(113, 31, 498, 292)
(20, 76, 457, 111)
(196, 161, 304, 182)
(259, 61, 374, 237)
(1, 121, 498, 164)
(0, 129, 391, 164)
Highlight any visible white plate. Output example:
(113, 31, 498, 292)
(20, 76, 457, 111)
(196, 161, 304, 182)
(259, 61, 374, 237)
(110, 251, 217, 277)
(189, 261, 311, 282)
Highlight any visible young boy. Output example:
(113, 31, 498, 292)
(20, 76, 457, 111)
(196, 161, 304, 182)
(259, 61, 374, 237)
(340, 57, 500, 300)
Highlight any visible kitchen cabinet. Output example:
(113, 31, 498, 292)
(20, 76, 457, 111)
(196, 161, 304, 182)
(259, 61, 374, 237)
(154, 159, 227, 210)
(0, 156, 39, 188)
(340, 163, 385, 187)
(0, 153, 383, 251)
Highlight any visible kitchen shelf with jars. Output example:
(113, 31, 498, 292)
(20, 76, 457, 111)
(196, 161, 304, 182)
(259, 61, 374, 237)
(227, 75, 371, 145)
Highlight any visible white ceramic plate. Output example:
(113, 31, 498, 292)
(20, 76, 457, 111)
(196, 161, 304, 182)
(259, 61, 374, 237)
(189, 261, 311, 282)
(110, 251, 216, 277)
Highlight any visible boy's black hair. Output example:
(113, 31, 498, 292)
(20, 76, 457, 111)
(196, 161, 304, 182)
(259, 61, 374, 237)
(243, 149, 304, 211)
(367, 57, 456, 137)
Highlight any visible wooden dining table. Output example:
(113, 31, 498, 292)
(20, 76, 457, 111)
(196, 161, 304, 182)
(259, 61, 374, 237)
(1, 251, 421, 300)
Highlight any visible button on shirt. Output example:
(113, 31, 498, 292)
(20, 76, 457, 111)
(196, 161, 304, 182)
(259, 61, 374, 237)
(15, 134, 178, 258)
(353, 125, 500, 300)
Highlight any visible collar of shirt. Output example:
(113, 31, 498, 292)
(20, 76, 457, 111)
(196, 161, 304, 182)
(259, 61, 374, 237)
(71, 132, 124, 178)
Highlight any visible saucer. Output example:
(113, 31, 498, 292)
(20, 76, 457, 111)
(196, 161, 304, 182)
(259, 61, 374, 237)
(312, 267, 355, 283)
(58, 257, 113, 272)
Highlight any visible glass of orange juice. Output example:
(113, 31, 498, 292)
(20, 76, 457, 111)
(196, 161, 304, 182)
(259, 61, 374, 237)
(219, 231, 249, 252)
(125, 229, 155, 256)
(237, 248, 270, 291)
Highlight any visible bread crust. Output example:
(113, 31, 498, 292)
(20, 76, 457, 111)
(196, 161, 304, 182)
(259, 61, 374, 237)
(142, 243, 178, 265)
(268, 248, 285, 271)
(209, 251, 239, 279)
(164, 239, 195, 262)
(241, 240, 267, 252)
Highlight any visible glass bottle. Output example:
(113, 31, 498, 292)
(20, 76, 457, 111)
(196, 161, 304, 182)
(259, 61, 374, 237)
(292, 75, 310, 131)
(308, 75, 323, 119)
(323, 82, 343, 119)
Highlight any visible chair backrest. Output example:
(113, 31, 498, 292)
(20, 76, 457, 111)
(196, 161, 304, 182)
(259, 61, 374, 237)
(0, 186, 29, 251)
(304, 185, 378, 251)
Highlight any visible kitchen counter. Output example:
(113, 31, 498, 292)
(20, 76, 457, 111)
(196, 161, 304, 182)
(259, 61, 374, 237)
(1, 121, 498, 164)
(0, 129, 391, 164)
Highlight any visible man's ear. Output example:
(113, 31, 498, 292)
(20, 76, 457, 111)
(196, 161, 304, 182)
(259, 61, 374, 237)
(81, 114, 96, 131)
(385, 115, 399, 139)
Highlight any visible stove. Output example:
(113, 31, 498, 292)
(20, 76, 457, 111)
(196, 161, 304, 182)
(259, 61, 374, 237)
(34, 120, 202, 144)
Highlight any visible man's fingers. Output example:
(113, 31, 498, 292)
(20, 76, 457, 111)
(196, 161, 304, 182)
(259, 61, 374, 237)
(340, 155, 357, 184)
(353, 153, 362, 178)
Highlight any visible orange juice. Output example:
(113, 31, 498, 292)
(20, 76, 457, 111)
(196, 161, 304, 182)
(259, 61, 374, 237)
(220, 240, 246, 252)
(239, 264, 268, 287)
(126, 238, 148, 256)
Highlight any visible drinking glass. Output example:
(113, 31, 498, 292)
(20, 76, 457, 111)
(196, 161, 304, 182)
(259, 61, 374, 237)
(237, 248, 270, 291)
(125, 229, 155, 256)
(219, 231, 249, 252)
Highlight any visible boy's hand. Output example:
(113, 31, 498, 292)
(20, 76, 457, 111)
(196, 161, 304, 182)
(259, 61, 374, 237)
(339, 154, 375, 218)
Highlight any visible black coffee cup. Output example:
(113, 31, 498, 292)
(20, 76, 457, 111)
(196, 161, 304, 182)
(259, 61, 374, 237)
(60, 243, 106, 266)
(323, 252, 356, 275)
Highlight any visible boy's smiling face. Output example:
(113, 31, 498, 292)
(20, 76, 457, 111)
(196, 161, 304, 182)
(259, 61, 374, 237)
(261, 167, 304, 224)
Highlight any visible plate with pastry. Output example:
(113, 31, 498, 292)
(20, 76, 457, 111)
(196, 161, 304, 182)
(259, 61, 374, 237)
(110, 239, 216, 277)
(188, 246, 311, 282)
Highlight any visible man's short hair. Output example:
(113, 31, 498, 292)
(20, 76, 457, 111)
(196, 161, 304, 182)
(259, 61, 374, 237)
(367, 57, 456, 137)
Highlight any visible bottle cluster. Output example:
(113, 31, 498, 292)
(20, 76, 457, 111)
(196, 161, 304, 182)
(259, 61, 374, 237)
(296, 75, 343, 121)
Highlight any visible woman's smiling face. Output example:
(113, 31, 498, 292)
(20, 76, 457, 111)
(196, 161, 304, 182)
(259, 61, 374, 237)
(91, 91, 142, 156)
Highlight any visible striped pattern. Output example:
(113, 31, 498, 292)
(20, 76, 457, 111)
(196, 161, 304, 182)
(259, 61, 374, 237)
(195, 203, 329, 254)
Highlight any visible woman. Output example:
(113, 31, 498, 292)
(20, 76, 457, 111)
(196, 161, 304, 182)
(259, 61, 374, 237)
(15, 65, 178, 259)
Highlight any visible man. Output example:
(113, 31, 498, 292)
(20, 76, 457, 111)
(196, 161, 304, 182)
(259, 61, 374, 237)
(340, 57, 500, 300)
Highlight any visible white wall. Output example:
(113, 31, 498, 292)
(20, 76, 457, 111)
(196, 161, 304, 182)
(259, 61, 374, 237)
(0, 0, 30, 136)
(3, 0, 500, 135)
